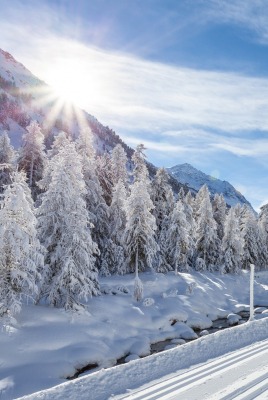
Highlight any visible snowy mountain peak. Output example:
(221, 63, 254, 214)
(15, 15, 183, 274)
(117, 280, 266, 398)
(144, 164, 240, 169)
(168, 163, 252, 209)
(0, 48, 43, 88)
(0, 49, 17, 63)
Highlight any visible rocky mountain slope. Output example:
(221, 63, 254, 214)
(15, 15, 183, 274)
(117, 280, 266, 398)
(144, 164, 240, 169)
(169, 163, 252, 208)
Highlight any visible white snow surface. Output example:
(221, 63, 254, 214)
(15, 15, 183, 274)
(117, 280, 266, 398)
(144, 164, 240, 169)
(0, 270, 268, 399)
(18, 320, 268, 400)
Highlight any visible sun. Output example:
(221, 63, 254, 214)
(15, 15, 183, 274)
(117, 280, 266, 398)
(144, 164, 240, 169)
(44, 57, 103, 110)
(26, 50, 109, 135)
(27, 61, 94, 134)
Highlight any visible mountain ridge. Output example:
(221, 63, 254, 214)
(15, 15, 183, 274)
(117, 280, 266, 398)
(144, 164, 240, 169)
(168, 162, 252, 209)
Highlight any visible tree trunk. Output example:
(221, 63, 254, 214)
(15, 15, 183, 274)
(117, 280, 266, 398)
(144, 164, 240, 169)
(135, 247, 139, 278)
(29, 152, 34, 188)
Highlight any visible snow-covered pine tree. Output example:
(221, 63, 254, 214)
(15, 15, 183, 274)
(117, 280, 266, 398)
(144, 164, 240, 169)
(183, 190, 196, 266)
(102, 179, 127, 275)
(37, 132, 70, 194)
(166, 200, 190, 273)
(178, 187, 185, 201)
(195, 185, 220, 270)
(37, 141, 99, 310)
(151, 167, 174, 272)
(241, 206, 263, 270)
(37, 133, 72, 200)
(151, 167, 172, 233)
(156, 186, 176, 273)
(0, 132, 15, 194)
(100, 239, 126, 277)
(0, 171, 44, 317)
(220, 207, 243, 274)
(17, 120, 46, 200)
(212, 193, 226, 241)
(96, 152, 114, 206)
(110, 144, 129, 189)
(110, 179, 127, 245)
(192, 184, 206, 218)
(75, 127, 109, 275)
(132, 143, 149, 184)
(233, 203, 242, 220)
(48, 131, 69, 159)
(98, 146, 129, 274)
(259, 203, 268, 220)
(124, 145, 158, 275)
(258, 210, 268, 269)
(193, 183, 212, 219)
(185, 190, 195, 208)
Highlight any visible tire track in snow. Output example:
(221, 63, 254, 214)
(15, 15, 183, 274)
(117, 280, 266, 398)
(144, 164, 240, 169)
(116, 338, 268, 400)
(221, 371, 268, 399)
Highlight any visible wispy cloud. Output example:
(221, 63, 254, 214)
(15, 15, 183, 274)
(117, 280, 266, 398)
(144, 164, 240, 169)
(1, 2, 268, 128)
(206, 0, 268, 45)
(2, 20, 268, 160)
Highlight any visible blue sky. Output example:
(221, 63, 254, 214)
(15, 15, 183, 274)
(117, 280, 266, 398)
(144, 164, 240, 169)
(1, 0, 268, 210)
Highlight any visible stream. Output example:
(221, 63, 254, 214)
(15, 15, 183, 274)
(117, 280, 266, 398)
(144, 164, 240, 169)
(67, 307, 268, 380)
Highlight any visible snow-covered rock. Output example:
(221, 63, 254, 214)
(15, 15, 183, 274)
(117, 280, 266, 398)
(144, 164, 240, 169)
(171, 338, 186, 345)
(164, 344, 178, 351)
(173, 322, 198, 340)
(232, 304, 250, 313)
(227, 313, 241, 326)
(254, 307, 267, 314)
(199, 330, 210, 336)
(186, 315, 213, 330)
(125, 354, 140, 362)
(207, 308, 230, 320)
(143, 298, 155, 307)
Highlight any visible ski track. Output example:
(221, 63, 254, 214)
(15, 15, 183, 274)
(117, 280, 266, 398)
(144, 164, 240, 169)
(115, 339, 268, 400)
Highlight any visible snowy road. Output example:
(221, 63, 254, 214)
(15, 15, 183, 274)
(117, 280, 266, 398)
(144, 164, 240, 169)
(115, 339, 268, 400)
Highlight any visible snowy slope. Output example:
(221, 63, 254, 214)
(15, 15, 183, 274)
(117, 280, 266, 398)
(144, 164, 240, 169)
(168, 163, 252, 208)
(0, 49, 43, 88)
(0, 270, 268, 399)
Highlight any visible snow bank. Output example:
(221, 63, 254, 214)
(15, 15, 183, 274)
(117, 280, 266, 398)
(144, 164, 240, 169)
(17, 318, 268, 400)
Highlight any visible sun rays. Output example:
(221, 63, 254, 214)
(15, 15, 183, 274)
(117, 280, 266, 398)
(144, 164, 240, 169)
(23, 80, 90, 141)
